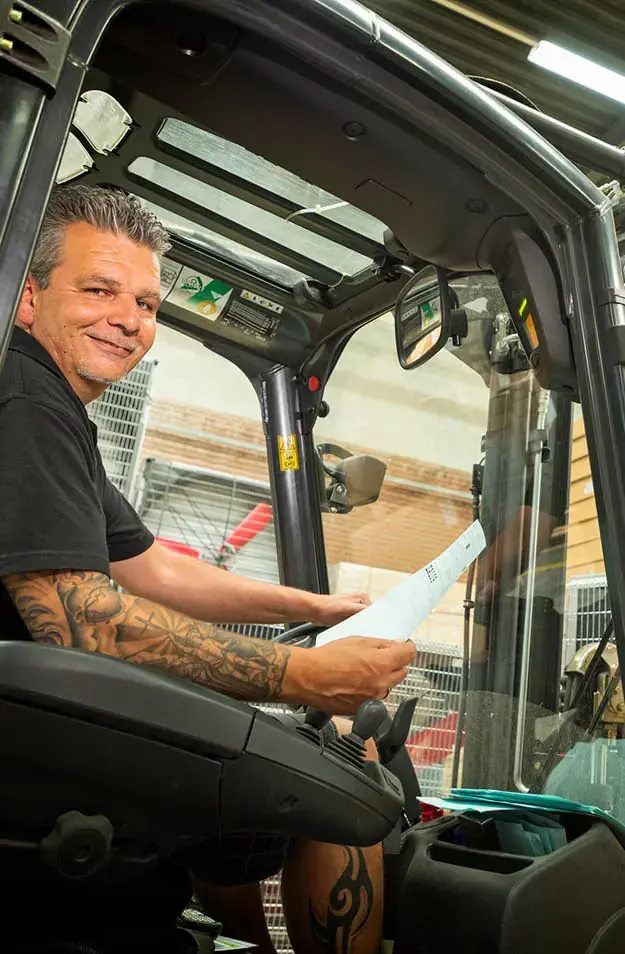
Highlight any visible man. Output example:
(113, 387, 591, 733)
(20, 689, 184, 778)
(0, 184, 414, 954)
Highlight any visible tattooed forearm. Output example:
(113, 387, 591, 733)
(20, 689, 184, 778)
(309, 847, 374, 954)
(3, 569, 290, 702)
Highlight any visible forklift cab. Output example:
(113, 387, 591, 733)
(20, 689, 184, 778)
(3, 0, 625, 952)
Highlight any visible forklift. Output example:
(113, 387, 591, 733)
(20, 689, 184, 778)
(3, 0, 625, 951)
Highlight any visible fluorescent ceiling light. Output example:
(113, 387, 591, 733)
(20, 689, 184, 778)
(529, 40, 625, 106)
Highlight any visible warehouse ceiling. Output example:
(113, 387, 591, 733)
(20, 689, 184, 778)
(368, 0, 625, 145)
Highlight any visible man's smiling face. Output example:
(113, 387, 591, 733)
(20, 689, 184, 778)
(18, 221, 162, 402)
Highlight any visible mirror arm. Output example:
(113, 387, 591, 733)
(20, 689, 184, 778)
(450, 308, 469, 347)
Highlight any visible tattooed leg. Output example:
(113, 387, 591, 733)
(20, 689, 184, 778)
(308, 848, 376, 954)
(281, 734, 383, 954)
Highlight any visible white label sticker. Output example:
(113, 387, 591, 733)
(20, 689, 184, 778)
(159, 258, 182, 301)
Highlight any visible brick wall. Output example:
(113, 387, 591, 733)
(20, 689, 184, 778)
(143, 400, 474, 576)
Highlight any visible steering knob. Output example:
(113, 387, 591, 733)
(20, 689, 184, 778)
(352, 699, 388, 743)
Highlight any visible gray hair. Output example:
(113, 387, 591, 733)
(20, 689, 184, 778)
(31, 184, 171, 288)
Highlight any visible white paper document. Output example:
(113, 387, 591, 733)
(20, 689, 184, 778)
(316, 520, 487, 646)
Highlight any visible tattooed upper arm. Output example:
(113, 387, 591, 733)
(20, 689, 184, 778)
(3, 569, 117, 647)
(2, 568, 290, 702)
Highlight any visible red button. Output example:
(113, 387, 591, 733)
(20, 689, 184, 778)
(308, 375, 321, 392)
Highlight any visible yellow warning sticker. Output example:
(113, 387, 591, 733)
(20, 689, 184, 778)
(525, 313, 539, 350)
(278, 434, 299, 471)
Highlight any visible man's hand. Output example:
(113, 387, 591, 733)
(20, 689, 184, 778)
(309, 593, 371, 627)
(283, 637, 416, 715)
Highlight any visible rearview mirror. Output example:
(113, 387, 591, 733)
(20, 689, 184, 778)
(316, 443, 387, 514)
(395, 265, 467, 369)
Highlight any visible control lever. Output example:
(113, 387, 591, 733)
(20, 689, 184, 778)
(305, 707, 332, 731)
(327, 700, 388, 768)
(351, 699, 388, 747)
(376, 697, 418, 764)
(296, 706, 332, 744)
(377, 697, 422, 827)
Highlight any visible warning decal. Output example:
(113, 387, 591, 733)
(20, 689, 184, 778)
(278, 434, 299, 471)
(241, 289, 284, 315)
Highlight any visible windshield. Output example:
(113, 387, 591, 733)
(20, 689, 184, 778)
(324, 274, 615, 819)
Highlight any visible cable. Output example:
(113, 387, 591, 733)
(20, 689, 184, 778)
(450, 460, 483, 788)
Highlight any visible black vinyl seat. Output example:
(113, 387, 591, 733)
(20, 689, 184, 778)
(0, 642, 403, 953)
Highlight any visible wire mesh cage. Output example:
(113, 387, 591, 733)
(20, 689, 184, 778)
(563, 574, 611, 668)
(87, 358, 156, 503)
(137, 458, 279, 583)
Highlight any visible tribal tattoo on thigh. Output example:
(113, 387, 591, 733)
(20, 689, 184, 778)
(309, 847, 374, 954)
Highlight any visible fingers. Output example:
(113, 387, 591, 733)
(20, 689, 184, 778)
(385, 640, 416, 667)
(388, 666, 409, 687)
(347, 636, 408, 651)
(334, 636, 415, 665)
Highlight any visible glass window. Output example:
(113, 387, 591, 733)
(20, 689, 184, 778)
(141, 200, 309, 288)
(322, 307, 490, 797)
(129, 157, 371, 277)
(321, 275, 617, 823)
(130, 326, 281, 587)
(158, 118, 386, 243)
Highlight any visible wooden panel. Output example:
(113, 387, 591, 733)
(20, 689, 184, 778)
(568, 519, 602, 548)
(569, 497, 600, 524)
(567, 558, 605, 577)
(570, 457, 592, 483)
(567, 415, 604, 578)
(571, 436, 588, 463)
(567, 537, 605, 570)
(569, 478, 595, 505)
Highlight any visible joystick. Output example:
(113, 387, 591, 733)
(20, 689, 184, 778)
(297, 706, 332, 744)
(305, 707, 332, 732)
(326, 700, 388, 769)
(376, 697, 418, 765)
(351, 699, 388, 747)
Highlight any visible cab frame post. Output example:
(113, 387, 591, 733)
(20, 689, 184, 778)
(257, 366, 329, 596)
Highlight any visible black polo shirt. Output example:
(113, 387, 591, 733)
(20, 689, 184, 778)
(0, 327, 154, 640)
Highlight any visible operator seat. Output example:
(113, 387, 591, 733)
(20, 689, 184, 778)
(0, 642, 403, 954)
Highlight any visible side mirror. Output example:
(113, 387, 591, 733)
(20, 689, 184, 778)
(316, 443, 387, 514)
(394, 265, 467, 369)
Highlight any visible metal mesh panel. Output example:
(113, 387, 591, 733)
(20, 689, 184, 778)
(87, 359, 156, 503)
(398, 642, 463, 797)
(224, 622, 284, 641)
(138, 459, 280, 583)
(563, 575, 611, 668)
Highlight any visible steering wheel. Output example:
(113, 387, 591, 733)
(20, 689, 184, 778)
(273, 621, 323, 649)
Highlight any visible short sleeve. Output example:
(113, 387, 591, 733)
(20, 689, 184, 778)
(101, 472, 154, 563)
(0, 397, 110, 576)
